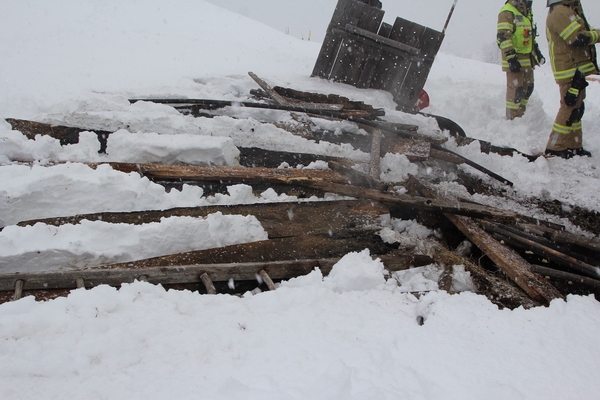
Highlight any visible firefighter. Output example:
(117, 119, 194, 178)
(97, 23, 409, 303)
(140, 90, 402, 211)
(544, 0, 598, 158)
(497, 0, 545, 120)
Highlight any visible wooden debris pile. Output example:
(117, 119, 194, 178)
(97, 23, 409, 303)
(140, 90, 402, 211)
(2, 73, 599, 309)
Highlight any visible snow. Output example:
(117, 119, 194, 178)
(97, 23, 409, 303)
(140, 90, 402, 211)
(1, 0, 600, 398)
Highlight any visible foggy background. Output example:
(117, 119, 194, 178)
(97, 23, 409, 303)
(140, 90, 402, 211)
(205, 0, 600, 61)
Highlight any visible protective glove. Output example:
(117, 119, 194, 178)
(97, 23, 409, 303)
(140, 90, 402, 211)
(564, 70, 589, 106)
(506, 53, 521, 73)
(572, 69, 589, 90)
(534, 44, 546, 66)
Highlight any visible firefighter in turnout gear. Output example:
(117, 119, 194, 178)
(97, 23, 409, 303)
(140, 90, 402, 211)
(498, 0, 545, 120)
(544, 0, 598, 158)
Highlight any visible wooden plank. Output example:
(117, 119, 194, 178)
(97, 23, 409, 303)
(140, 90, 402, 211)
(451, 216, 564, 304)
(344, 24, 420, 55)
(266, 86, 385, 117)
(8, 204, 393, 277)
(6, 118, 112, 153)
(409, 176, 564, 305)
(483, 222, 600, 280)
(0, 254, 429, 292)
(249, 72, 294, 106)
(109, 163, 354, 186)
(17, 200, 389, 240)
(248, 72, 343, 111)
(383, 138, 430, 161)
(296, 181, 520, 222)
(531, 265, 600, 292)
(312, 0, 384, 78)
(518, 223, 600, 254)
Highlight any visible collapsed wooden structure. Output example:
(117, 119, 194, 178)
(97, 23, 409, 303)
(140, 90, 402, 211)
(1, 0, 598, 306)
(2, 72, 600, 308)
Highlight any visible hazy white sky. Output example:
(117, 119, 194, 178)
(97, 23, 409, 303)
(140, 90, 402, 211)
(207, 0, 600, 59)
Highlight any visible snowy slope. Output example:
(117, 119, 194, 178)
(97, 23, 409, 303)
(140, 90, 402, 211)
(1, 1, 600, 399)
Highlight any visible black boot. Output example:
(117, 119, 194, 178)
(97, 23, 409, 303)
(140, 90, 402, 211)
(545, 149, 573, 159)
(569, 148, 592, 157)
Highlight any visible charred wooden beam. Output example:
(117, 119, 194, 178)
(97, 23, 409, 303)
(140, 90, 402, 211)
(297, 180, 520, 222)
(408, 175, 564, 305)
(487, 222, 600, 266)
(430, 144, 513, 187)
(531, 264, 600, 294)
(5, 118, 112, 153)
(518, 223, 600, 254)
(251, 86, 383, 117)
(482, 222, 600, 280)
(248, 72, 343, 111)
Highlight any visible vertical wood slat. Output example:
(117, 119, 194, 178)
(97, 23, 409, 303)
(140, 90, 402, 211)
(13, 280, 24, 301)
(200, 273, 217, 295)
(312, 0, 384, 78)
(76, 277, 85, 289)
(259, 270, 277, 291)
(369, 128, 382, 180)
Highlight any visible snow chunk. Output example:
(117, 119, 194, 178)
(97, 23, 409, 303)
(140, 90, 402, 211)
(324, 249, 386, 292)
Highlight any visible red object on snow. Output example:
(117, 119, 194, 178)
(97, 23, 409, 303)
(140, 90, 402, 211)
(414, 90, 430, 111)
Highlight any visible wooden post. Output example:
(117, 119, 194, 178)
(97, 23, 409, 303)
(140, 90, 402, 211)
(13, 280, 24, 301)
(200, 273, 217, 295)
(259, 270, 277, 291)
(369, 128, 382, 180)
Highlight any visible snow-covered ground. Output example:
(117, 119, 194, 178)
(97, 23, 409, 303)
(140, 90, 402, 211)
(1, 1, 600, 399)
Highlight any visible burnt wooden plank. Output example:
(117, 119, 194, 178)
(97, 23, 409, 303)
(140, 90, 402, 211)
(483, 222, 600, 280)
(248, 72, 343, 111)
(518, 223, 600, 254)
(259, 86, 385, 117)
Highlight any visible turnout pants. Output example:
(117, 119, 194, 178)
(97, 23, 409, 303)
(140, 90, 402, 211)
(505, 68, 534, 120)
(546, 82, 586, 151)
